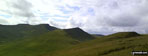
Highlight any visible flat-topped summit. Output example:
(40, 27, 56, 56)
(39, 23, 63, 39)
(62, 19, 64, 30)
(107, 32, 140, 38)
(0, 24, 57, 31)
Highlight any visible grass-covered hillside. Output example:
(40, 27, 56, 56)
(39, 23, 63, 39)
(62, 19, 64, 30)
(0, 24, 148, 56)
(0, 24, 95, 56)
(47, 32, 148, 56)
(0, 24, 57, 42)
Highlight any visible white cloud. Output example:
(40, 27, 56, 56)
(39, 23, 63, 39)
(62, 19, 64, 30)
(0, 0, 148, 34)
(63, 0, 148, 35)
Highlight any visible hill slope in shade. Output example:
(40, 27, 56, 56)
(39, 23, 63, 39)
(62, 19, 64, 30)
(0, 24, 95, 56)
(0, 24, 57, 42)
(64, 28, 95, 41)
(46, 32, 148, 56)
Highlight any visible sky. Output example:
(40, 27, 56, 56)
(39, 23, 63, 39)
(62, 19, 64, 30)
(0, 0, 148, 35)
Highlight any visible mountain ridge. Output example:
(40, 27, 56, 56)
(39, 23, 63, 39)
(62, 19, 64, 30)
(0, 24, 57, 42)
(0, 24, 95, 56)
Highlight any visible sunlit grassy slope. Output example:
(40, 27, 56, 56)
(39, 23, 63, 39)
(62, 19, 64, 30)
(0, 24, 95, 56)
(46, 32, 148, 56)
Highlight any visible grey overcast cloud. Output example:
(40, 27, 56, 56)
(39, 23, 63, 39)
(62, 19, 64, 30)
(0, 0, 148, 35)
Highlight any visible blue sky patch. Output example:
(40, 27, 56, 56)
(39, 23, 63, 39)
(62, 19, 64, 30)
(66, 5, 80, 11)
(88, 8, 95, 16)
(0, 14, 12, 18)
(58, 6, 73, 14)
(52, 18, 68, 22)
(52, 15, 70, 18)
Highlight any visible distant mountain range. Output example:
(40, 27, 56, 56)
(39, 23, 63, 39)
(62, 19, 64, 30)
(0, 24, 147, 56)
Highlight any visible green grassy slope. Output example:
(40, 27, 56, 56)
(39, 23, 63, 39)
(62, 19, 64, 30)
(0, 30, 79, 56)
(1, 24, 147, 56)
(48, 32, 148, 56)
(0, 24, 57, 42)
(0, 25, 95, 56)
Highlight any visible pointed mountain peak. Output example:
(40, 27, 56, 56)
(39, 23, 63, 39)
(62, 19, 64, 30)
(63, 27, 95, 41)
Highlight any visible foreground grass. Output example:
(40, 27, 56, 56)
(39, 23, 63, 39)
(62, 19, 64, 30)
(0, 30, 81, 56)
(46, 33, 148, 56)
